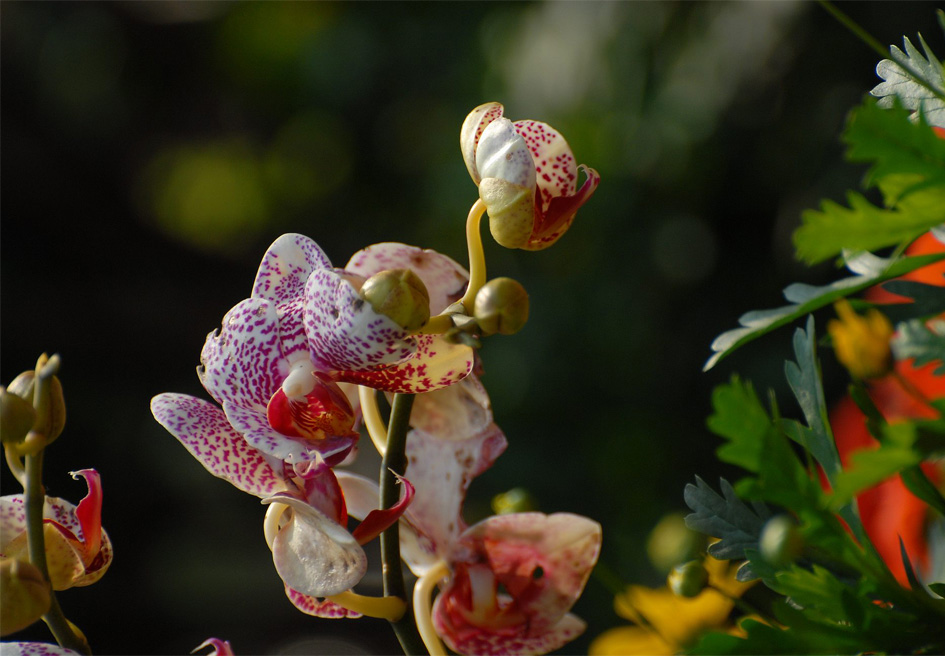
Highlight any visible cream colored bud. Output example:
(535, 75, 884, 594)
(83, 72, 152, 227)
(7, 370, 66, 446)
(668, 560, 709, 598)
(474, 277, 529, 335)
(1, 558, 51, 636)
(360, 269, 431, 331)
(760, 515, 803, 567)
(1, 386, 36, 445)
(479, 178, 536, 249)
(646, 512, 705, 574)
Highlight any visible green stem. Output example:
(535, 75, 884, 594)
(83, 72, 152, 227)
(24, 453, 91, 655)
(380, 393, 427, 656)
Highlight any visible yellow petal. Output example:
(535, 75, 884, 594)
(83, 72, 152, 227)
(589, 626, 676, 656)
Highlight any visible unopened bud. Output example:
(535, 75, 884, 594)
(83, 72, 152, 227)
(760, 515, 803, 567)
(474, 277, 529, 335)
(7, 370, 66, 446)
(1, 387, 36, 445)
(491, 487, 537, 515)
(647, 512, 705, 574)
(668, 560, 709, 598)
(479, 178, 536, 250)
(360, 269, 430, 331)
(1, 558, 51, 636)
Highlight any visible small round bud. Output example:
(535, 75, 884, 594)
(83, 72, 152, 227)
(760, 515, 803, 567)
(646, 512, 705, 574)
(360, 269, 431, 331)
(668, 560, 709, 598)
(1, 558, 51, 636)
(491, 487, 537, 515)
(474, 277, 529, 335)
(5, 369, 66, 446)
(1, 386, 36, 445)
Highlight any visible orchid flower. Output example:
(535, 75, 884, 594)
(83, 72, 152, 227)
(460, 102, 600, 251)
(0, 469, 111, 591)
(0, 644, 80, 655)
(193, 638, 235, 656)
(150, 393, 411, 620)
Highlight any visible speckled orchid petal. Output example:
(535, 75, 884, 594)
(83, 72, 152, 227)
(286, 587, 362, 618)
(252, 233, 332, 305)
(477, 118, 537, 190)
(461, 102, 506, 183)
(199, 297, 285, 409)
(151, 393, 287, 498)
(223, 402, 354, 466)
(0, 476, 113, 591)
(193, 638, 235, 656)
(401, 423, 507, 576)
(262, 493, 366, 598)
(333, 335, 474, 394)
(304, 267, 415, 372)
(526, 164, 600, 251)
(461, 512, 601, 633)
(409, 374, 493, 440)
(433, 604, 586, 656)
(345, 243, 469, 314)
(512, 120, 575, 213)
(0, 644, 82, 656)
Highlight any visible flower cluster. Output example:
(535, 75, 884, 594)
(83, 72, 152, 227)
(151, 103, 601, 654)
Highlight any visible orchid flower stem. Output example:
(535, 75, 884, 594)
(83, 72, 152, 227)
(5, 444, 27, 487)
(459, 199, 488, 311)
(327, 590, 406, 621)
(413, 561, 450, 656)
(379, 392, 426, 655)
(359, 386, 389, 456)
(24, 451, 91, 655)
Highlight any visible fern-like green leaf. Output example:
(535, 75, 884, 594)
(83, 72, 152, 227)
(891, 317, 945, 374)
(871, 35, 945, 127)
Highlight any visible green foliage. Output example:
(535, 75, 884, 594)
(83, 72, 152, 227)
(794, 101, 945, 264)
(891, 317, 945, 374)
(871, 34, 945, 126)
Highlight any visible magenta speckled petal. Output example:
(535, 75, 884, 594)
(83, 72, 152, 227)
(286, 587, 362, 618)
(263, 493, 366, 598)
(528, 164, 600, 251)
(252, 233, 332, 305)
(304, 267, 415, 372)
(461, 512, 601, 633)
(0, 495, 26, 553)
(333, 334, 474, 394)
(151, 393, 287, 498)
(409, 374, 492, 440)
(0, 644, 82, 656)
(401, 423, 506, 576)
(199, 298, 286, 409)
(223, 402, 354, 466)
(433, 604, 586, 656)
(460, 102, 506, 183)
(346, 243, 469, 314)
(512, 120, 576, 214)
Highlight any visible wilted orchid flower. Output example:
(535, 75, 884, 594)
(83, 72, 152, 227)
(150, 393, 411, 619)
(461, 102, 600, 251)
(0, 469, 111, 591)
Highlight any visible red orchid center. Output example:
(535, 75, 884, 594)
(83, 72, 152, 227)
(446, 563, 527, 634)
(267, 365, 357, 440)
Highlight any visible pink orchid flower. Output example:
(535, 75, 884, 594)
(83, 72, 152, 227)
(150, 393, 411, 619)
(0, 470, 112, 591)
(461, 102, 600, 251)
(193, 638, 235, 656)
(0, 644, 80, 655)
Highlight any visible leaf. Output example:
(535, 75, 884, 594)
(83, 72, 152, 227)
(900, 465, 945, 516)
(891, 317, 945, 375)
(871, 35, 945, 127)
(873, 280, 945, 322)
(930, 582, 945, 598)
(683, 476, 772, 565)
(707, 379, 771, 473)
(705, 250, 945, 370)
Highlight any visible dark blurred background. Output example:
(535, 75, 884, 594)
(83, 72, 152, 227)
(1, 2, 942, 654)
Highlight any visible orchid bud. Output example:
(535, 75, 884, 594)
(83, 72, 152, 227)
(6, 368, 66, 445)
(1, 386, 36, 445)
(760, 515, 803, 567)
(474, 277, 529, 336)
(360, 269, 431, 331)
(479, 178, 537, 250)
(1, 558, 51, 636)
(668, 560, 709, 598)
(646, 512, 705, 574)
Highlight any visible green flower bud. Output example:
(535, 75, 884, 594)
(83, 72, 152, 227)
(7, 369, 66, 446)
(491, 487, 537, 515)
(0, 386, 36, 445)
(360, 269, 431, 331)
(760, 515, 803, 567)
(668, 560, 709, 598)
(646, 512, 705, 574)
(479, 178, 536, 250)
(474, 277, 529, 336)
(1, 558, 51, 636)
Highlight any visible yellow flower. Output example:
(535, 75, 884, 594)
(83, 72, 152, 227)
(828, 300, 893, 379)
(589, 556, 753, 655)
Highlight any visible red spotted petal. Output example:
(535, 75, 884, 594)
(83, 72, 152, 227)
(527, 165, 600, 251)
(286, 587, 362, 618)
(267, 379, 358, 441)
(461, 102, 506, 183)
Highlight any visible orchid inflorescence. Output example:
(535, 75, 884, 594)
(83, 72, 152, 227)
(145, 101, 602, 655)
